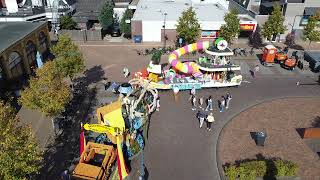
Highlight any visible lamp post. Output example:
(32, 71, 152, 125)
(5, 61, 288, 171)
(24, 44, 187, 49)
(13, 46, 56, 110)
(162, 12, 167, 49)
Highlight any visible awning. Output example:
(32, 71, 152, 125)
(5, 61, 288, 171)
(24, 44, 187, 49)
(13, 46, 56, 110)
(304, 7, 320, 16)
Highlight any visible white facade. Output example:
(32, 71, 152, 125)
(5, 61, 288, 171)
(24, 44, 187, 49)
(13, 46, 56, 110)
(132, 0, 256, 42)
(142, 21, 163, 42)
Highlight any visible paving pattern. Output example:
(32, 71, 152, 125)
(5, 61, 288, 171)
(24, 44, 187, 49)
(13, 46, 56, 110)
(218, 98, 320, 180)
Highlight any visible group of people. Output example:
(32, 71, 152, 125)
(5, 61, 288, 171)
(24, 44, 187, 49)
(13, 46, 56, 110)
(189, 87, 232, 131)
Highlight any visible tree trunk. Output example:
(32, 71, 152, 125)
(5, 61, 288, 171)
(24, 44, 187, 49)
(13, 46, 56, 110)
(309, 40, 312, 50)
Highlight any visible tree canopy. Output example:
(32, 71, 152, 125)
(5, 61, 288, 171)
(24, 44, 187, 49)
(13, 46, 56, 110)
(176, 7, 201, 44)
(0, 101, 42, 179)
(120, 9, 133, 37)
(262, 3, 286, 40)
(304, 12, 320, 47)
(98, 0, 115, 30)
(151, 50, 162, 65)
(60, 15, 77, 30)
(19, 61, 71, 117)
(51, 34, 85, 80)
(219, 9, 240, 43)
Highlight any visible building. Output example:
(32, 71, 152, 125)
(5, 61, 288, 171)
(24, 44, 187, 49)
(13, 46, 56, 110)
(72, 0, 131, 30)
(229, 0, 320, 41)
(0, 0, 75, 24)
(131, 0, 257, 42)
(0, 21, 50, 91)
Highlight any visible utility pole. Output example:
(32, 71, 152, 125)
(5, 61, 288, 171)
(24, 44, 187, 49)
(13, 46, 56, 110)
(162, 12, 167, 49)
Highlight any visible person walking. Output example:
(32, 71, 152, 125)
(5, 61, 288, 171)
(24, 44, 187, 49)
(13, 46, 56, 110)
(206, 112, 215, 131)
(123, 67, 130, 78)
(220, 96, 225, 112)
(225, 93, 232, 109)
(191, 86, 196, 96)
(254, 65, 260, 77)
(199, 97, 204, 109)
(196, 110, 206, 128)
(191, 95, 197, 111)
(206, 96, 213, 111)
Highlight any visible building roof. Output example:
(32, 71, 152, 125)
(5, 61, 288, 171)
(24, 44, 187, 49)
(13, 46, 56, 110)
(132, 0, 227, 22)
(0, 21, 46, 54)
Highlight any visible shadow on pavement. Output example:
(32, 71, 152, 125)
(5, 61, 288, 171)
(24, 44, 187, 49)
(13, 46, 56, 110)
(37, 66, 104, 179)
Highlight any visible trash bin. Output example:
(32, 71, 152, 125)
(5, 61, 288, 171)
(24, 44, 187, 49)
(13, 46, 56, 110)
(134, 35, 142, 43)
(255, 132, 267, 146)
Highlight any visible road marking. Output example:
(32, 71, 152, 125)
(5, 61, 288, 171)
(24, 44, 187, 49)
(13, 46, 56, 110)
(103, 64, 117, 70)
(242, 80, 251, 83)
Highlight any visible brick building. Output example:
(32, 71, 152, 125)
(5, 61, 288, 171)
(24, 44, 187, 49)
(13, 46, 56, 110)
(0, 21, 50, 92)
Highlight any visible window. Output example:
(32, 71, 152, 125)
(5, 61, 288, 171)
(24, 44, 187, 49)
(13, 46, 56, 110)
(38, 31, 47, 50)
(25, 41, 37, 67)
(8, 52, 24, 78)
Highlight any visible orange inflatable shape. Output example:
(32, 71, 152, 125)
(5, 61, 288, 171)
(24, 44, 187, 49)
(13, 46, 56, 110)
(72, 142, 116, 180)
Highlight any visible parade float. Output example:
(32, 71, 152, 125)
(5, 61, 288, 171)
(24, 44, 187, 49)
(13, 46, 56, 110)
(72, 80, 158, 180)
(134, 38, 242, 90)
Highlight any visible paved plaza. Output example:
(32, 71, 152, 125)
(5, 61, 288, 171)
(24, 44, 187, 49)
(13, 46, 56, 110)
(219, 98, 320, 180)
(76, 42, 320, 180)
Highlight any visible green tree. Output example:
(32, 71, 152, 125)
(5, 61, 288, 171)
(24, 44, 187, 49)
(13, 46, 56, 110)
(151, 50, 162, 64)
(60, 15, 77, 30)
(120, 9, 133, 37)
(262, 3, 286, 41)
(51, 34, 85, 80)
(304, 13, 320, 48)
(0, 101, 42, 179)
(219, 9, 240, 43)
(98, 0, 114, 30)
(19, 61, 71, 117)
(176, 7, 201, 44)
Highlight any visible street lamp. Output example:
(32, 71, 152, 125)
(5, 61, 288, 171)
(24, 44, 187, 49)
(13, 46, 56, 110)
(162, 12, 167, 49)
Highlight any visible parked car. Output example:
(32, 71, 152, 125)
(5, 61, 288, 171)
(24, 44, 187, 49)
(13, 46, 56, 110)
(305, 51, 320, 72)
(111, 26, 121, 37)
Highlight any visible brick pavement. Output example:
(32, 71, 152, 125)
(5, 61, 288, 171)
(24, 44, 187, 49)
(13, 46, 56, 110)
(77, 43, 320, 180)
(218, 98, 320, 180)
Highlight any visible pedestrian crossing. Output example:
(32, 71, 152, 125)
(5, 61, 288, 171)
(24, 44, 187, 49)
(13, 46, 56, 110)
(235, 60, 317, 77)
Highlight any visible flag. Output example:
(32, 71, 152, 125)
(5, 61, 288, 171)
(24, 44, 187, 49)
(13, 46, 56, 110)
(80, 123, 86, 155)
(116, 136, 129, 180)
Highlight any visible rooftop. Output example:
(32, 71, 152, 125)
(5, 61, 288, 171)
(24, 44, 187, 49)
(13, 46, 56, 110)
(0, 21, 46, 54)
(132, 0, 227, 22)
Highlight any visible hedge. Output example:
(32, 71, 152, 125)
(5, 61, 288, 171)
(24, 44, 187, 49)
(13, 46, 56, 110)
(224, 159, 298, 180)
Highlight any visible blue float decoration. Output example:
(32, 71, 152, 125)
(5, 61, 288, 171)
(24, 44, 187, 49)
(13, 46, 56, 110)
(136, 133, 144, 149)
(133, 117, 143, 130)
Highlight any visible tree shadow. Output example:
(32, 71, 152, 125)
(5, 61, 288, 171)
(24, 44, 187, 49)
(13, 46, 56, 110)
(296, 128, 305, 139)
(37, 66, 104, 179)
(311, 116, 320, 128)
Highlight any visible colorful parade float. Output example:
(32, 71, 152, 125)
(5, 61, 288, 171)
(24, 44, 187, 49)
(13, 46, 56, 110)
(134, 38, 242, 90)
(72, 80, 158, 180)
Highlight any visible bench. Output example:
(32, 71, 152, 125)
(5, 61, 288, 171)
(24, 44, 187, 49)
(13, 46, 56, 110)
(303, 128, 320, 138)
